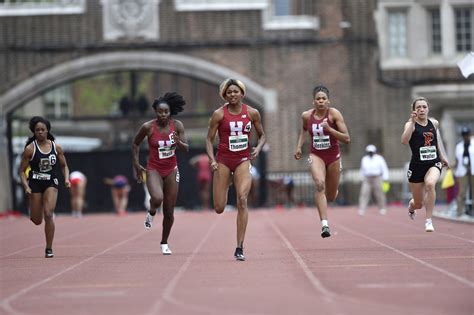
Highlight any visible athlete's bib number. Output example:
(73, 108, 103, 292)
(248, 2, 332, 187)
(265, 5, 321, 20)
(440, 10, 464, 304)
(229, 134, 248, 152)
(159, 147, 175, 159)
(419, 146, 437, 161)
(312, 135, 331, 150)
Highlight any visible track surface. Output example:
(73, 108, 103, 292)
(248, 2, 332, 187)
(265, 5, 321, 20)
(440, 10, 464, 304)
(1, 206, 473, 315)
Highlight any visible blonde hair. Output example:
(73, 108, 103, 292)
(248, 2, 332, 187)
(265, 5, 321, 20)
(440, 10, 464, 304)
(411, 97, 429, 110)
(219, 78, 246, 100)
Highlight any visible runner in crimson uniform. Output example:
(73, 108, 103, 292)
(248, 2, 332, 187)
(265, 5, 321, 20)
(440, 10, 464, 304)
(132, 92, 188, 255)
(206, 78, 266, 261)
(294, 85, 350, 239)
(18, 116, 70, 258)
(401, 97, 450, 232)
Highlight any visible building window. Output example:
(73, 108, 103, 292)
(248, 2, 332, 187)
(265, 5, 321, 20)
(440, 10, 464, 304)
(388, 10, 408, 58)
(455, 7, 473, 52)
(43, 85, 72, 118)
(429, 8, 442, 54)
(273, 0, 313, 16)
(0, 0, 85, 16)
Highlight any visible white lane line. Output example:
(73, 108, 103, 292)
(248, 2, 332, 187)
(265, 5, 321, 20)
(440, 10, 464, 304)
(337, 224, 474, 288)
(145, 215, 221, 315)
(0, 230, 148, 315)
(1, 223, 104, 258)
(266, 213, 335, 302)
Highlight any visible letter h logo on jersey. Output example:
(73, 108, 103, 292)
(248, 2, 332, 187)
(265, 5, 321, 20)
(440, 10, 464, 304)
(230, 121, 243, 135)
(158, 133, 175, 148)
(312, 123, 325, 136)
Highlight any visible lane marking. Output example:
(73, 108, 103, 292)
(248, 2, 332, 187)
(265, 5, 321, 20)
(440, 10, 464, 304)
(357, 282, 434, 289)
(266, 213, 335, 302)
(337, 224, 474, 288)
(0, 230, 148, 315)
(146, 215, 221, 315)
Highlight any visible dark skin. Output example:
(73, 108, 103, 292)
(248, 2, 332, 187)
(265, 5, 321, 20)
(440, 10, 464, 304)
(132, 102, 188, 244)
(18, 122, 70, 250)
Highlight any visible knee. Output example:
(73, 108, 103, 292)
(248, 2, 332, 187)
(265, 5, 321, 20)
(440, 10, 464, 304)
(30, 217, 42, 225)
(425, 182, 436, 193)
(150, 196, 163, 208)
(214, 205, 225, 214)
(314, 180, 325, 194)
(237, 195, 248, 208)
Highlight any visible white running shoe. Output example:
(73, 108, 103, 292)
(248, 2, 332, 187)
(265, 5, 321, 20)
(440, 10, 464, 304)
(379, 209, 387, 215)
(408, 205, 416, 220)
(358, 209, 365, 216)
(144, 212, 154, 229)
(425, 220, 435, 232)
(160, 244, 172, 255)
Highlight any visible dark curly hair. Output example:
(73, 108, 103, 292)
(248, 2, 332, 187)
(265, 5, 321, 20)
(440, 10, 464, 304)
(25, 116, 55, 147)
(312, 85, 330, 98)
(152, 92, 186, 116)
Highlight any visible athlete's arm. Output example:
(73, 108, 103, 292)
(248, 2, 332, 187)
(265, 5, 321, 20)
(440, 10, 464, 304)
(401, 112, 417, 145)
(294, 111, 308, 160)
(206, 108, 223, 171)
(248, 107, 266, 160)
(56, 143, 70, 188)
(323, 108, 350, 144)
(433, 119, 450, 168)
(173, 120, 189, 152)
(18, 144, 33, 195)
(132, 122, 150, 183)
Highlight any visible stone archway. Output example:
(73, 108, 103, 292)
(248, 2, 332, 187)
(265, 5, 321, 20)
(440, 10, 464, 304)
(0, 51, 277, 211)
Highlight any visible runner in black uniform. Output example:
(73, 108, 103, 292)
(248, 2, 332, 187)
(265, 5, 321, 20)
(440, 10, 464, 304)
(401, 97, 450, 232)
(18, 116, 70, 258)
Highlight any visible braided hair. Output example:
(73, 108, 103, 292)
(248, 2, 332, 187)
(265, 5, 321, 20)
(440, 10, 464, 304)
(152, 92, 186, 116)
(25, 116, 55, 147)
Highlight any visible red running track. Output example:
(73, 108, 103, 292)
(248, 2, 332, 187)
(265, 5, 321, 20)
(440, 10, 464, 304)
(0, 206, 473, 315)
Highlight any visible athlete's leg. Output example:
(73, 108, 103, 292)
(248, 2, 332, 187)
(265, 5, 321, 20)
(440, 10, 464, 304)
(161, 169, 179, 244)
(309, 154, 328, 221)
(146, 170, 164, 216)
(423, 167, 441, 219)
(325, 159, 341, 202)
(408, 182, 425, 211)
(358, 178, 370, 214)
(29, 193, 44, 225)
(212, 163, 232, 214)
(42, 187, 58, 250)
(233, 161, 252, 248)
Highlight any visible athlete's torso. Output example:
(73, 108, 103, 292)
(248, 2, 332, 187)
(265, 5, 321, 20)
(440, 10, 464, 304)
(29, 140, 59, 180)
(307, 108, 340, 156)
(217, 104, 252, 159)
(409, 119, 440, 164)
(147, 119, 177, 170)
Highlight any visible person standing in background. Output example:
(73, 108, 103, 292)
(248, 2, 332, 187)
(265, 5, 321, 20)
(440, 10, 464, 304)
(70, 170, 87, 218)
(358, 144, 389, 216)
(454, 127, 473, 217)
(190, 153, 212, 210)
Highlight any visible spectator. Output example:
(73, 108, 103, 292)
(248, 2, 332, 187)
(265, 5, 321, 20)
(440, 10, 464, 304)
(454, 127, 473, 217)
(104, 175, 130, 216)
(70, 171, 87, 218)
(357, 144, 389, 216)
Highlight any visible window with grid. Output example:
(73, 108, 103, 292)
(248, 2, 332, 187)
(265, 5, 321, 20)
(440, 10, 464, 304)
(429, 8, 442, 54)
(388, 10, 408, 58)
(43, 85, 72, 119)
(0, 0, 84, 16)
(455, 7, 473, 52)
(273, 0, 313, 16)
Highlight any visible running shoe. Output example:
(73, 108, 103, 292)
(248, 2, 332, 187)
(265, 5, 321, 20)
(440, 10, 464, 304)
(425, 220, 435, 232)
(321, 225, 331, 238)
(45, 248, 54, 258)
(144, 212, 154, 229)
(160, 243, 172, 255)
(408, 204, 416, 220)
(379, 208, 387, 215)
(234, 247, 245, 261)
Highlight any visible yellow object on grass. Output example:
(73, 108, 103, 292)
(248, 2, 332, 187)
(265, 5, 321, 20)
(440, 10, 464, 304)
(441, 169, 455, 189)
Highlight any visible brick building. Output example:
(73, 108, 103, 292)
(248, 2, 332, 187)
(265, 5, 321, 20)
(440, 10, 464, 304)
(0, 0, 472, 211)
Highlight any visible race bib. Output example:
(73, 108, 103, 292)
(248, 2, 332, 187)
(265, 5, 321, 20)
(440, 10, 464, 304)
(419, 146, 437, 161)
(32, 171, 51, 180)
(312, 135, 331, 150)
(229, 134, 248, 152)
(158, 146, 175, 159)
